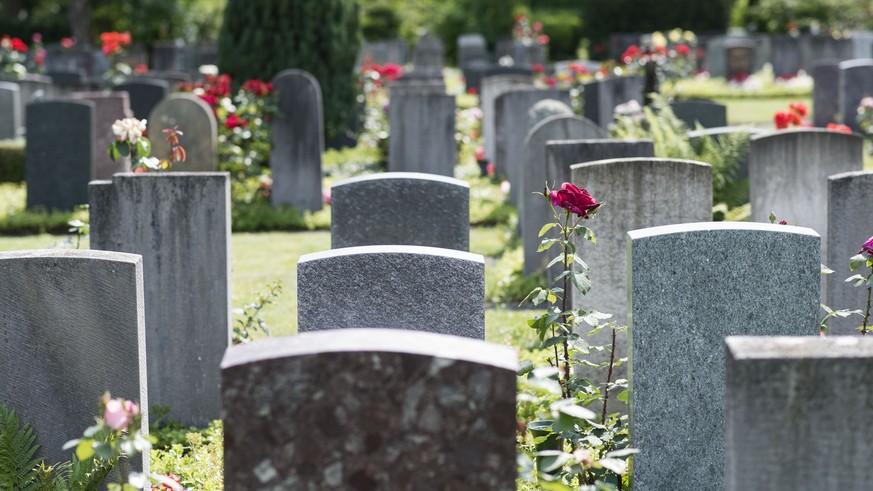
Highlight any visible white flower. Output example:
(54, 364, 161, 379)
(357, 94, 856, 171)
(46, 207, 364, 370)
(112, 118, 148, 144)
(141, 157, 161, 169)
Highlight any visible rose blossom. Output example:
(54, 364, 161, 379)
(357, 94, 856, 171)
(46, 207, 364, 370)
(549, 183, 600, 218)
(112, 118, 148, 144)
(104, 397, 138, 430)
(860, 236, 873, 256)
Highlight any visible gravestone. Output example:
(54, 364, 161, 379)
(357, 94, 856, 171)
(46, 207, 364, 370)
(11, 74, 53, 127)
(811, 60, 841, 126)
(72, 91, 133, 178)
(629, 222, 821, 490)
(148, 93, 218, 172)
(495, 88, 571, 204)
(839, 59, 873, 131)
(26, 100, 94, 210)
(297, 246, 485, 339)
(582, 76, 644, 129)
(481, 73, 534, 161)
(726, 336, 873, 491)
(725, 38, 757, 79)
(511, 42, 547, 66)
(851, 31, 873, 59)
(356, 39, 409, 67)
(827, 171, 873, 334)
(270, 69, 323, 211)
(669, 99, 727, 129)
(528, 98, 574, 129)
(0, 81, 21, 139)
(462, 59, 490, 94)
(412, 34, 444, 78)
(750, 129, 863, 295)
(45, 69, 86, 91)
(771, 35, 802, 77)
(520, 115, 607, 276)
(222, 329, 516, 490)
(0, 250, 147, 470)
(114, 79, 170, 120)
(331, 173, 469, 251)
(388, 89, 456, 176)
(458, 33, 488, 68)
(141, 70, 190, 90)
(89, 172, 231, 426)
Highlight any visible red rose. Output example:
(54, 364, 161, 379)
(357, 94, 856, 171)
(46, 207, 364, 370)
(225, 114, 248, 129)
(826, 123, 852, 134)
(10, 37, 27, 52)
(545, 76, 556, 87)
(532, 63, 544, 73)
(60, 37, 75, 49)
(789, 102, 808, 117)
(549, 183, 600, 218)
(466, 87, 478, 95)
(774, 111, 791, 129)
(537, 34, 549, 45)
(569, 63, 587, 75)
(675, 44, 690, 56)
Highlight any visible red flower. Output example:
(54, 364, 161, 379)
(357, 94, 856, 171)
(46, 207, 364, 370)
(545, 76, 556, 87)
(789, 112, 803, 126)
(475, 146, 485, 162)
(466, 87, 478, 95)
(549, 183, 600, 218)
(134, 63, 148, 74)
(10, 37, 27, 52)
(225, 114, 248, 129)
(569, 63, 587, 75)
(34, 48, 46, 65)
(860, 236, 873, 255)
(532, 63, 544, 73)
(486, 162, 496, 177)
(779, 220, 788, 225)
(242, 79, 273, 96)
(199, 94, 217, 107)
(789, 102, 808, 117)
(31, 33, 42, 43)
(537, 34, 549, 45)
(826, 123, 853, 134)
(675, 44, 690, 56)
(774, 111, 791, 129)
(60, 37, 75, 49)
(621, 45, 640, 64)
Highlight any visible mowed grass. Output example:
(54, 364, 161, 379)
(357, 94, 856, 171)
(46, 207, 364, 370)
(720, 96, 813, 126)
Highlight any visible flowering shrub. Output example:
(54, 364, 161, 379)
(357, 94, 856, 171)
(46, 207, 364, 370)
(109, 117, 155, 171)
(357, 59, 402, 165)
(100, 31, 133, 85)
(513, 14, 549, 47)
(1, 34, 29, 76)
(773, 101, 808, 129)
(621, 28, 697, 87)
(847, 236, 873, 334)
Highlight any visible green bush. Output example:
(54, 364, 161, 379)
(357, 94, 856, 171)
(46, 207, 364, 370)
(532, 9, 583, 61)
(362, 5, 401, 41)
(217, 0, 361, 142)
(435, 0, 521, 65)
(740, 0, 873, 33)
(0, 139, 24, 183)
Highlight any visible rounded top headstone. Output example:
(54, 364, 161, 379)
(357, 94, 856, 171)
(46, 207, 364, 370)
(527, 99, 574, 130)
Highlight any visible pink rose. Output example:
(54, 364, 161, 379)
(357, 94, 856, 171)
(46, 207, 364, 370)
(549, 183, 600, 218)
(104, 398, 137, 430)
(860, 236, 873, 256)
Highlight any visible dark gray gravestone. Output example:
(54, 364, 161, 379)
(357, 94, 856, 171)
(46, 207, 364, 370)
(511, 43, 547, 66)
(148, 93, 218, 172)
(771, 35, 802, 77)
(811, 60, 841, 126)
(669, 99, 727, 129)
(462, 59, 490, 94)
(222, 329, 516, 490)
(0, 250, 147, 471)
(331, 173, 469, 251)
(495, 88, 571, 204)
(839, 59, 873, 131)
(851, 31, 873, 59)
(72, 91, 133, 179)
(114, 79, 170, 120)
(750, 129, 863, 293)
(89, 172, 231, 426)
(0, 81, 21, 139)
(45, 69, 86, 90)
(520, 116, 606, 276)
(725, 38, 757, 79)
(629, 222, 821, 491)
(297, 246, 485, 339)
(827, 171, 873, 334)
(458, 33, 488, 68)
(726, 336, 873, 490)
(270, 69, 324, 212)
(26, 100, 94, 210)
(583, 76, 644, 129)
(481, 73, 534, 161)
(388, 90, 456, 176)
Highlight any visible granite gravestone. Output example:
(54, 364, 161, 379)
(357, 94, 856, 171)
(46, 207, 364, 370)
(297, 246, 485, 339)
(0, 250, 147, 470)
(827, 171, 873, 334)
(114, 79, 170, 120)
(726, 336, 873, 491)
(582, 76, 644, 129)
(270, 69, 324, 212)
(457, 34, 488, 68)
(811, 60, 841, 127)
(11, 74, 53, 127)
(388, 89, 456, 176)
(89, 172, 231, 426)
(669, 99, 728, 129)
(412, 34, 444, 78)
(222, 329, 517, 490)
(148, 93, 218, 172)
(356, 39, 408, 67)
(750, 129, 863, 294)
(331, 173, 469, 251)
(481, 73, 534, 161)
(839, 59, 873, 132)
(26, 100, 94, 210)
(628, 222, 821, 491)
(725, 38, 757, 79)
(771, 35, 803, 78)
(72, 91, 133, 179)
(520, 115, 607, 276)
(0, 81, 21, 139)
(528, 98, 574, 129)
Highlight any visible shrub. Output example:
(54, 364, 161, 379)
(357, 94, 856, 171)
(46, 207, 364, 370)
(740, 0, 873, 33)
(0, 139, 24, 183)
(531, 9, 584, 61)
(217, 0, 361, 142)
(362, 5, 401, 41)
(435, 0, 521, 65)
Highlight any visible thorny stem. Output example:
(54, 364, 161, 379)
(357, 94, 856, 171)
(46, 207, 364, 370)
(601, 326, 617, 425)
(560, 210, 572, 400)
(864, 275, 872, 335)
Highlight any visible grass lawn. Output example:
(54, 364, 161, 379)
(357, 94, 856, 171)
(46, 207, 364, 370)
(720, 96, 813, 126)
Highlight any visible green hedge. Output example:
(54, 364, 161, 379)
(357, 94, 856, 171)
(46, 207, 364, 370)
(531, 9, 584, 61)
(0, 140, 25, 183)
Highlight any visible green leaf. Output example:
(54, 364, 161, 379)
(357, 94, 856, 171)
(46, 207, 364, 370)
(846, 274, 866, 287)
(538, 238, 560, 252)
(542, 335, 566, 349)
(558, 404, 597, 421)
(867, 275, 873, 288)
(116, 142, 130, 157)
(539, 223, 558, 237)
(850, 254, 867, 271)
(517, 360, 534, 376)
(597, 457, 627, 475)
(136, 137, 151, 157)
(93, 442, 114, 460)
(571, 271, 592, 296)
(532, 288, 548, 306)
(76, 439, 95, 460)
(768, 211, 776, 224)
(605, 448, 639, 458)
(616, 390, 629, 403)
(821, 264, 834, 275)
(576, 226, 596, 245)
(108, 142, 120, 161)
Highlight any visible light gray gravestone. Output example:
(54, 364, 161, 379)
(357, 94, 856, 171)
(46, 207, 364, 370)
(811, 59, 841, 127)
(669, 99, 728, 129)
(582, 76, 644, 129)
(628, 222, 821, 491)
(222, 329, 517, 490)
(0, 81, 21, 139)
(387, 89, 456, 176)
(458, 33, 488, 68)
(356, 39, 409, 67)
(771, 35, 803, 77)
(750, 128, 863, 295)
(481, 73, 534, 161)
(26, 99, 94, 211)
(850, 31, 873, 59)
(827, 170, 873, 334)
(520, 115, 607, 276)
(10, 74, 53, 128)
(495, 88, 571, 205)
(725, 336, 873, 491)
(528, 98, 574, 129)
(148, 93, 218, 172)
(412, 33, 444, 78)
(297, 246, 485, 339)
(0, 250, 148, 471)
(331, 172, 469, 251)
(270, 69, 324, 212)
(114, 79, 170, 120)
(89, 172, 231, 426)
(72, 91, 133, 179)
(839, 59, 873, 132)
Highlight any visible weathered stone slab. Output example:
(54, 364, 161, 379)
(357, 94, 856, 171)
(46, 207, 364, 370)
(331, 172, 469, 251)
(481, 73, 534, 161)
(0, 250, 147, 470)
(0, 81, 21, 139)
(270, 69, 323, 212)
(72, 91, 133, 179)
(148, 93, 218, 172)
(297, 246, 485, 339)
(628, 222, 821, 490)
(839, 59, 873, 131)
(528, 98, 574, 129)
(412, 33, 443, 78)
(726, 336, 873, 491)
(89, 172, 231, 426)
(114, 79, 170, 120)
(811, 59, 841, 127)
(388, 90, 456, 176)
(457, 33, 488, 68)
(582, 76, 644, 129)
(669, 99, 727, 129)
(222, 329, 516, 490)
